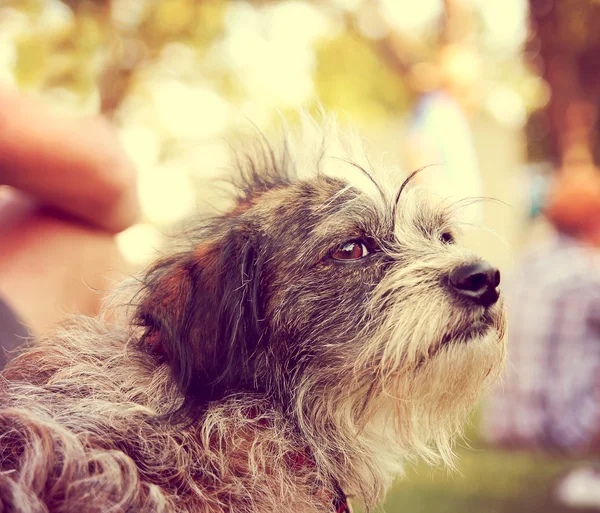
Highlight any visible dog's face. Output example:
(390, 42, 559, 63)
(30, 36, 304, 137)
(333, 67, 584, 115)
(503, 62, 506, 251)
(137, 132, 506, 476)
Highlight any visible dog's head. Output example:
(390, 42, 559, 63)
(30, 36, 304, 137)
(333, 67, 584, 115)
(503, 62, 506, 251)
(135, 118, 506, 490)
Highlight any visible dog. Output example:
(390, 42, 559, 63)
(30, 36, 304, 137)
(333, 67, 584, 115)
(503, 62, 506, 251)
(0, 116, 506, 513)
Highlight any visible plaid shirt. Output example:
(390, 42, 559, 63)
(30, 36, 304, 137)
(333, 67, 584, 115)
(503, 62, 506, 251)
(482, 234, 600, 451)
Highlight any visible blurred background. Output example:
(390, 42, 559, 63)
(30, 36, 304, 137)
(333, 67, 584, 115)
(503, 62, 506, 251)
(3, 0, 600, 511)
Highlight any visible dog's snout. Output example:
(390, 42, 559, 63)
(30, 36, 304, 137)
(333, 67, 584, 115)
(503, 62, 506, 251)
(449, 261, 500, 307)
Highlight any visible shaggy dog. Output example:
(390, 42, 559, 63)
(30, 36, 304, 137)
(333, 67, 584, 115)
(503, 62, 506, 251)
(0, 117, 506, 513)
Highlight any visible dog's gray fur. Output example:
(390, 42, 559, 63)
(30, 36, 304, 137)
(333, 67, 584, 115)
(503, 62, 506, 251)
(0, 115, 506, 513)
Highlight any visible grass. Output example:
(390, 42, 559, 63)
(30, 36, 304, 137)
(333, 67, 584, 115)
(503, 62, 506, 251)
(382, 446, 579, 513)
(376, 415, 596, 513)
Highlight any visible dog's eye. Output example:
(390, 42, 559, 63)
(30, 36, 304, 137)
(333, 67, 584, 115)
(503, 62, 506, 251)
(331, 240, 370, 260)
(440, 231, 455, 244)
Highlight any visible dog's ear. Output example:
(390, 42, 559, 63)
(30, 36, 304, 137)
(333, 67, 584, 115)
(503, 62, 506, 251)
(136, 225, 265, 413)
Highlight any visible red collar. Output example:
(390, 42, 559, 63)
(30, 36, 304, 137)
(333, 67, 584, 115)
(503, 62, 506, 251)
(332, 484, 351, 513)
(288, 451, 350, 512)
(245, 408, 351, 512)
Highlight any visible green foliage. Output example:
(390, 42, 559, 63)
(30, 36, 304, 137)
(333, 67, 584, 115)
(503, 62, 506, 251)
(7, 0, 415, 120)
(315, 32, 411, 125)
(137, 0, 226, 53)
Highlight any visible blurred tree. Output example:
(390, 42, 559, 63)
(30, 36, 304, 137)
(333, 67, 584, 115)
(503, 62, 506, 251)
(528, 0, 600, 166)
(8, 0, 229, 115)
(5, 0, 537, 130)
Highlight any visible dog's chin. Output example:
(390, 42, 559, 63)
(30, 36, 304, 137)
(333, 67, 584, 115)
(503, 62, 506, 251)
(427, 308, 501, 360)
(366, 307, 506, 472)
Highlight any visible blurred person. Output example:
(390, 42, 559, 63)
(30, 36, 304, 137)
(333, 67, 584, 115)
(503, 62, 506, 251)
(482, 165, 600, 508)
(0, 86, 139, 369)
(404, 44, 484, 224)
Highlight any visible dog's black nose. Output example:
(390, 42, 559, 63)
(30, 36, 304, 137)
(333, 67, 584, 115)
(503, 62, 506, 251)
(449, 261, 500, 307)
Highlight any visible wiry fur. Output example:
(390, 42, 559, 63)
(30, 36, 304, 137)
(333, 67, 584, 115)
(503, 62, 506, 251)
(0, 115, 506, 513)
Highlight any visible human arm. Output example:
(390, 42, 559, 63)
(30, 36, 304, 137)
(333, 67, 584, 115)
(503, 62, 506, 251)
(0, 87, 139, 233)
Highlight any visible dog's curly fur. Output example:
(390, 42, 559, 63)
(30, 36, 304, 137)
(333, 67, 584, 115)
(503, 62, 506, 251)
(0, 116, 506, 513)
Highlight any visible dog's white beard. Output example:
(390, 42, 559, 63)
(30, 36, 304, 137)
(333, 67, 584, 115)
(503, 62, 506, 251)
(387, 332, 505, 465)
(303, 328, 505, 510)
